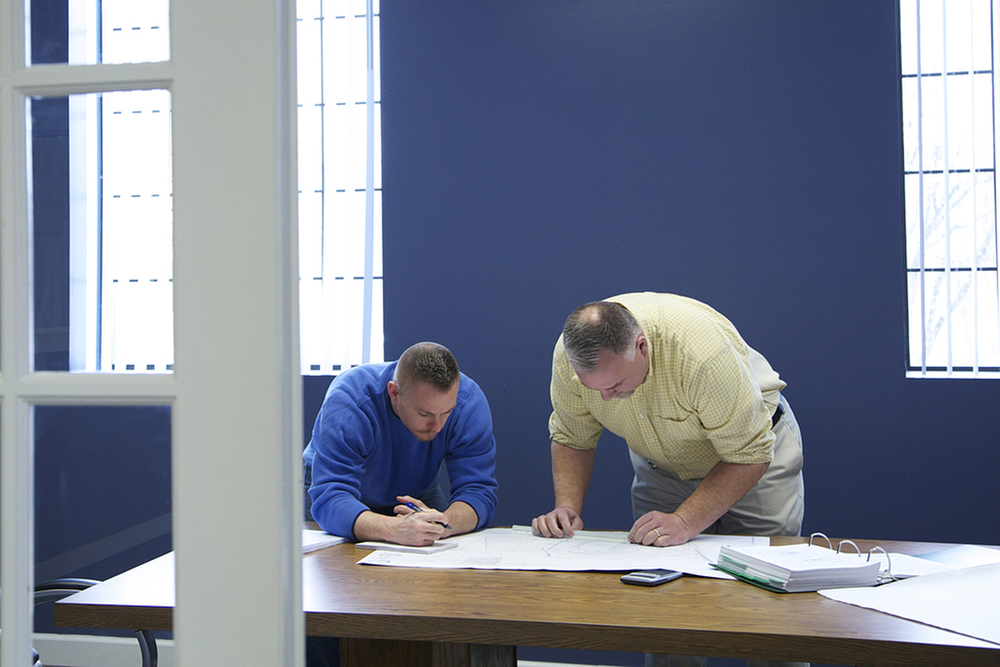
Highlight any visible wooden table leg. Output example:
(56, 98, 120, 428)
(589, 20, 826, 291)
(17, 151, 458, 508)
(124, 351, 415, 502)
(341, 638, 515, 667)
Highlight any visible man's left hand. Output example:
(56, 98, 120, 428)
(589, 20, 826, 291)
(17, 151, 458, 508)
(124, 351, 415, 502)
(628, 511, 695, 547)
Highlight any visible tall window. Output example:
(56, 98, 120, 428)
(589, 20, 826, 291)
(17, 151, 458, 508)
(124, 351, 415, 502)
(901, 0, 1000, 378)
(297, 0, 384, 374)
(62, 0, 382, 375)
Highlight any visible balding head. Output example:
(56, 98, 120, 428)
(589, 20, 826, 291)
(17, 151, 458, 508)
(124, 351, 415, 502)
(561, 301, 642, 373)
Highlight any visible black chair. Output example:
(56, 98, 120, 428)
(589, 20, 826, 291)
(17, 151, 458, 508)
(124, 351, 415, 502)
(32, 578, 158, 667)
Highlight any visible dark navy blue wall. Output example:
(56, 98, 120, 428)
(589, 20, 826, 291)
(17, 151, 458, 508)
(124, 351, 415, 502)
(375, 2, 1000, 661)
(379, 0, 1000, 543)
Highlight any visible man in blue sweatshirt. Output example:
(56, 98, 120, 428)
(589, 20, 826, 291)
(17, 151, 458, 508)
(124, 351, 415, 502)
(303, 341, 498, 545)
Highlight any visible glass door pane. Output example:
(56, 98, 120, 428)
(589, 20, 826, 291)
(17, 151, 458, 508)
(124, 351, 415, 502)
(30, 90, 174, 373)
(30, 0, 169, 66)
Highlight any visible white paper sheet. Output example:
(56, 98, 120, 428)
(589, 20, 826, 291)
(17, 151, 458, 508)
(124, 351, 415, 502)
(820, 563, 1000, 646)
(357, 526, 767, 577)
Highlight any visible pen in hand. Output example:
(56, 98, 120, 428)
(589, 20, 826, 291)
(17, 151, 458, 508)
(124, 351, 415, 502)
(404, 501, 453, 530)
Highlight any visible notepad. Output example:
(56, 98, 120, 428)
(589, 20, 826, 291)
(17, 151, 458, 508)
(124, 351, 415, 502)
(355, 540, 459, 555)
(302, 529, 348, 553)
(717, 543, 882, 593)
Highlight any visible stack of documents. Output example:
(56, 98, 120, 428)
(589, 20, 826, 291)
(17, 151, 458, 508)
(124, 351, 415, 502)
(716, 543, 882, 592)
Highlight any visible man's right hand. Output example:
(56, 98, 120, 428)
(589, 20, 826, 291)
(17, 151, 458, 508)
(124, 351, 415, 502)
(531, 506, 584, 538)
(392, 511, 448, 546)
(353, 508, 447, 547)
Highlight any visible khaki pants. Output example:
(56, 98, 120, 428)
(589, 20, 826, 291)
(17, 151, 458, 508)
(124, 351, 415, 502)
(630, 396, 805, 537)
(630, 395, 807, 667)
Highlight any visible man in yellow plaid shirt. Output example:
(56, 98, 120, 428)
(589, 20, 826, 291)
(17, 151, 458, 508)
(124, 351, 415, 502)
(532, 291, 804, 545)
(532, 292, 806, 667)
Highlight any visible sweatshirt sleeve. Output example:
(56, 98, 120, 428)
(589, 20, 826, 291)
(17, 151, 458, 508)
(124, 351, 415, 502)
(306, 397, 376, 539)
(442, 380, 499, 529)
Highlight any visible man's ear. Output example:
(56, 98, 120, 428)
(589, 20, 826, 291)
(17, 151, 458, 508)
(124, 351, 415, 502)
(387, 380, 399, 400)
(636, 334, 649, 359)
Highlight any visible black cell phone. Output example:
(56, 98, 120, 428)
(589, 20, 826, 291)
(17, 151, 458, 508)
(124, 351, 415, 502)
(620, 569, 683, 586)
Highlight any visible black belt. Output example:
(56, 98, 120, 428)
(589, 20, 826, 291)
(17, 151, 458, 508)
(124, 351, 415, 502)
(771, 403, 784, 429)
(771, 403, 785, 428)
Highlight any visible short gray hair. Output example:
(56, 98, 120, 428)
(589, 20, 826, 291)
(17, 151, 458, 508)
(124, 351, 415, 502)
(394, 342, 460, 393)
(561, 301, 642, 373)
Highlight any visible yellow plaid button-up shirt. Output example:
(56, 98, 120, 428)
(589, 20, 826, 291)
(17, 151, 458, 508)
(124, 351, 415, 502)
(548, 293, 785, 480)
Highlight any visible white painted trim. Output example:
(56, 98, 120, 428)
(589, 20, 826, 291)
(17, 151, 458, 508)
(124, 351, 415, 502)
(33, 634, 175, 667)
(169, 0, 302, 663)
(31, 636, 607, 667)
(0, 0, 36, 662)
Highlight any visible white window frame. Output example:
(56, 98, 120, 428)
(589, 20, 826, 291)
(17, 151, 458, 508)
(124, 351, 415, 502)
(1, 3, 303, 667)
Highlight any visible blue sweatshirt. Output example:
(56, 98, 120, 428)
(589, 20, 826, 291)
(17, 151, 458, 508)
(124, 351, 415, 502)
(303, 362, 498, 539)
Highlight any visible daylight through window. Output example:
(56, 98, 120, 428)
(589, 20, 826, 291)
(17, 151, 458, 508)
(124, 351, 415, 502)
(901, 0, 1000, 378)
(64, 0, 383, 374)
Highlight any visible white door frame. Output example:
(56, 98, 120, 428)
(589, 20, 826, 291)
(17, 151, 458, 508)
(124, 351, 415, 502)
(0, 0, 303, 665)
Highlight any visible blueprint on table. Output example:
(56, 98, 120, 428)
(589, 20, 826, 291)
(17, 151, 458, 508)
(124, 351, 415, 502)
(356, 526, 768, 578)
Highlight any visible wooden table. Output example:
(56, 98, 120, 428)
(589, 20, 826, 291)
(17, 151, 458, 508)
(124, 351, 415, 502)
(55, 536, 1000, 667)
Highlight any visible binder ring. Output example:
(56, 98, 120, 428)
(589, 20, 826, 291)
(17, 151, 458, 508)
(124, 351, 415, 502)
(809, 533, 867, 560)
(868, 546, 896, 583)
(836, 540, 861, 556)
(808, 532, 833, 549)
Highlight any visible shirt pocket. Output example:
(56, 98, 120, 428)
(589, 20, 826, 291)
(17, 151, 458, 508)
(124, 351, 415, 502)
(651, 411, 705, 444)
(648, 412, 716, 476)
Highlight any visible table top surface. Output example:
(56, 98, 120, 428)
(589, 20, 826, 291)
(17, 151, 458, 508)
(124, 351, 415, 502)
(55, 535, 1000, 666)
